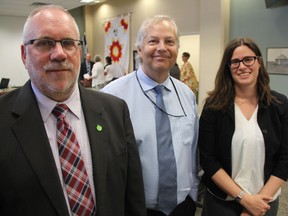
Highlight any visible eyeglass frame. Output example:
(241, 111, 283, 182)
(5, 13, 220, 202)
(24, 38, 83, 53)
(228, 56, 261, 69)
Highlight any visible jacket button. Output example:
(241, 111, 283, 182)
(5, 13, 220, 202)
(262, 129, 267, 134)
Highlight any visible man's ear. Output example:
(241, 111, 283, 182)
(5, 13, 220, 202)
(137, 47, 142, 57)
(21, 44, 28, 69)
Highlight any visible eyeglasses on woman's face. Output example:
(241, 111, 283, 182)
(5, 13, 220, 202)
(228, 56, 260, 69)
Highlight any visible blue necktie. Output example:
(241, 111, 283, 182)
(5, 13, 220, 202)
(86, 60, 91, 75)
(154, 85, 177, 215)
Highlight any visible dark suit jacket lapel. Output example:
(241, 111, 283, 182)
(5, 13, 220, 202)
(11, 82, 69, 216)
(80, 87, 108, 216)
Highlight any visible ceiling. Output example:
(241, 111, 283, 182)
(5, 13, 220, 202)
(0, 0, 105, 17)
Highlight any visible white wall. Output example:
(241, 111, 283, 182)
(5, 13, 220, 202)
(0, 15, 29, 87)
(198, 0, 230, 112)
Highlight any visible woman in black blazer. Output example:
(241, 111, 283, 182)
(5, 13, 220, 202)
(198, 37, 288, 216)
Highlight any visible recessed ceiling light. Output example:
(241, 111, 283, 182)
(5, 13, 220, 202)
(80, 0, 103, 3)
(80, 0, 94, 3)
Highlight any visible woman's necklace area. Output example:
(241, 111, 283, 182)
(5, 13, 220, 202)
(234, 96, 258, 105)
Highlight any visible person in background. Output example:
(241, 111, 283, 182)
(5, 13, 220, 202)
(79, 52, 94, 86)
(169, 63, 181, 80)
(111, 62, 124, 81)
(102, 15, 199, 216)
(198, 37, 288, 216)
(85, 55, 105, 90)
(180, 52, 199, 97)
(104, 56, 113, 85)
(0, 5, 146, 216)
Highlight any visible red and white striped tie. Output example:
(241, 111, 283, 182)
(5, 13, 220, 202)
(52, 104, 96, 216)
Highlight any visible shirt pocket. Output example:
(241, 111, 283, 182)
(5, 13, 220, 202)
(179, 115, 196, 146)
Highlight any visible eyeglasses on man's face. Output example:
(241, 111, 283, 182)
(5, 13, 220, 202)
(228, 56, 260, 69)
(24, 38, 83, 53)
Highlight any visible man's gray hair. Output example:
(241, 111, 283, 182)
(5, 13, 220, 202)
(22, 5, 80, 42)
(135, 15, 180, 49)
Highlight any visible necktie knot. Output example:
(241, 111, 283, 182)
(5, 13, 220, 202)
(52, 104, 69, 119)
(154, 85, 165, 95)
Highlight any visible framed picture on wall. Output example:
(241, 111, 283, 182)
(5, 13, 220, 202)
(133, 50, 140, 71)
(266, 47, 288, 75)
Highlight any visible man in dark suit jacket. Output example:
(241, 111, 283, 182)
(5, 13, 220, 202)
(79, 53, 94, 87)
(169, 63, 181, 80)
(0, 5, 146, 216)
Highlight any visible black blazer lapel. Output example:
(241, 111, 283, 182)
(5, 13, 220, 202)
(80, 87, 109, 215)
(11, 82, 69, 216)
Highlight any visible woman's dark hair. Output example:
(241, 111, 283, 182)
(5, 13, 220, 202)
(105, 56, 112, 64)
(182, 52, 190, 59)
(205, 37, 277, 110)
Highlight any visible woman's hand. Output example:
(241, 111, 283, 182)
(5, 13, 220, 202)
(240, 193, 272, 216)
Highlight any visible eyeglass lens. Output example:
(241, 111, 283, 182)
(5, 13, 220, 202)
(229, 56, 258, 69)
(27, 39, 81, 53)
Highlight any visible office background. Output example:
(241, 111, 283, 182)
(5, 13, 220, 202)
(0, 0, 288, 112)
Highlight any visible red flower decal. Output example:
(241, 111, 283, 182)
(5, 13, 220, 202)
(120, 18, 128, 31)
(109, 40, 122, 62)
(104, 21, 111, 33)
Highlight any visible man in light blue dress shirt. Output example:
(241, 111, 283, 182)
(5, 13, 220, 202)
(102, 15, 200, 216)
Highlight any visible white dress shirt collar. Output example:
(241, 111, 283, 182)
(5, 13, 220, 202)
(137, 65, 172, 93)
(30, 82, 81, 122)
